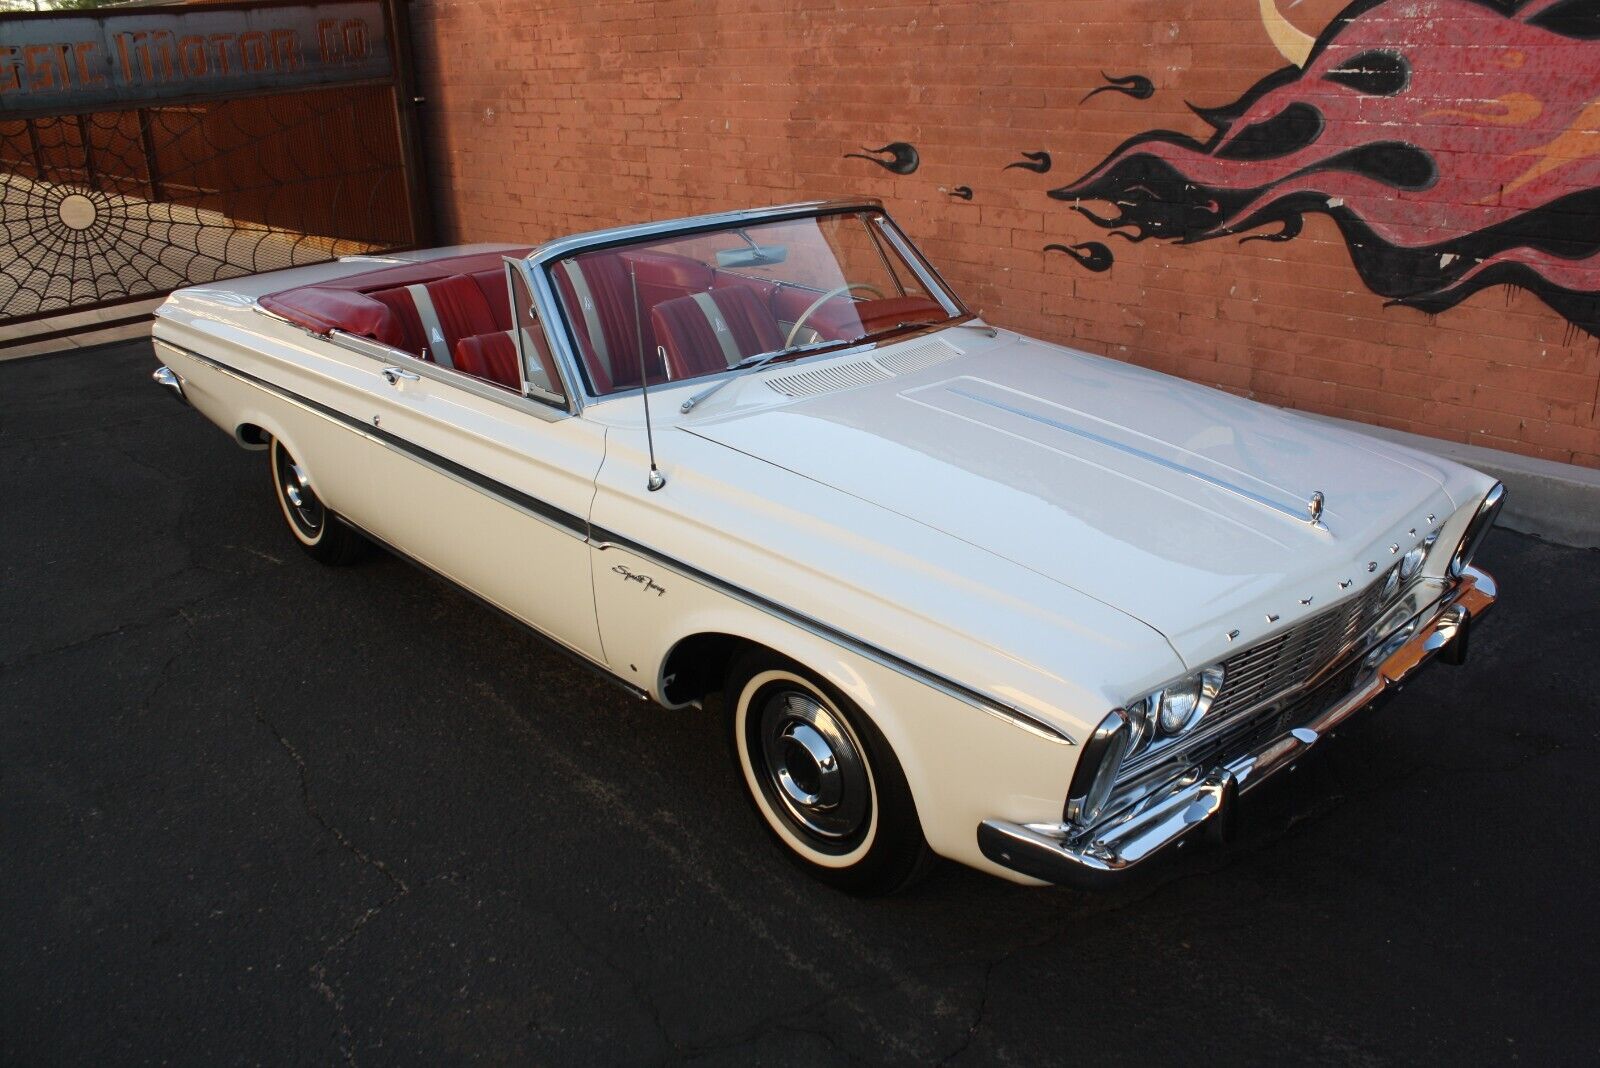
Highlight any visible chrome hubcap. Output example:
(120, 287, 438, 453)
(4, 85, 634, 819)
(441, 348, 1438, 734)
(275, 445, 323, 536)
(284, 464, 311, 508)
(756, 689, 869, 842)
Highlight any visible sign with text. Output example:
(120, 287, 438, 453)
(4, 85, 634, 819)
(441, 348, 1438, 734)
(0, 2, 392, 116)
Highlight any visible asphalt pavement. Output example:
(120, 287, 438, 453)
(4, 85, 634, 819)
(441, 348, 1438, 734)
(4, 339, 1597, 1065)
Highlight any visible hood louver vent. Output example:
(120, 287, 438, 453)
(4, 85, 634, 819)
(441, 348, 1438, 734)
(765, 340, 961, 398)
(874, 341, 961, 376)
(765, 360, 891, 398)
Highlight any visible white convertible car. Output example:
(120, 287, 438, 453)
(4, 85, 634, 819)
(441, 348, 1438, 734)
(151, 200, 1502, 893)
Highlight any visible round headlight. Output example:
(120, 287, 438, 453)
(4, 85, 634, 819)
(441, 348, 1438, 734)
(1157, 679, 1201, 734)
(1153, 666, 1225, 737)
(1399, 544, 1426, 580)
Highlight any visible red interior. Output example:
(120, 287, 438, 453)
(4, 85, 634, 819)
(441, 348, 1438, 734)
(259, 245, 946, 395)
(651, 286, 786, 379)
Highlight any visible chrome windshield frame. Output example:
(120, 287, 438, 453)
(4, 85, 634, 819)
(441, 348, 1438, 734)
(523, 199, 971, 404)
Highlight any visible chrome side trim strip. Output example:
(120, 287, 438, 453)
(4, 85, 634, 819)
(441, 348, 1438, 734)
(589, 525, 1076, 745)
(155, 338, 589, 540)
(160, 337, 1071, 744)
(325, 328, 572, 422)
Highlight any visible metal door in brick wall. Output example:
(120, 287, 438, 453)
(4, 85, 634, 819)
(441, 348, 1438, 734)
(0, 0, 431, 331)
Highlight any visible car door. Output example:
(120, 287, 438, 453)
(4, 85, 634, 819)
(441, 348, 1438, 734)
(332, 260, 606, 661)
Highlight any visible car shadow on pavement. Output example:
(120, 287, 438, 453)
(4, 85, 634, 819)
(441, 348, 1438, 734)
(4, 341, 1595, 1065)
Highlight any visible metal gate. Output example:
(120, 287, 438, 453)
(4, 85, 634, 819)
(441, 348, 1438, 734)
(0, 0, 430, 332)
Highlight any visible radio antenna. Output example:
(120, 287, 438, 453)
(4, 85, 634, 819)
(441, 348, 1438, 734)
(630, 263, 665, 491)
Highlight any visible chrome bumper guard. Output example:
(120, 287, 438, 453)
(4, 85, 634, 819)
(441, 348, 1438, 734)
(152, 365, 189, 407)
(978, 565, 1498, 887)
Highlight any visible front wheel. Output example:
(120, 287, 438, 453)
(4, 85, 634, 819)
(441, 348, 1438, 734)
(269, 438, 368, 566)
(728, 650, 933, 894)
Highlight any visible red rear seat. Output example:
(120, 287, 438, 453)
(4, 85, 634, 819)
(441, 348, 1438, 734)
(471, 269, 511, 327)
(367, 274, 501, 366)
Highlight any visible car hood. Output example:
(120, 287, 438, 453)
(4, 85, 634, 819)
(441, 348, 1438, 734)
(682, 335, 1463, 667)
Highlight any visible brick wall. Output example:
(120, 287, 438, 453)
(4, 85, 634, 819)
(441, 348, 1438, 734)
(408, 0, 1600, 468)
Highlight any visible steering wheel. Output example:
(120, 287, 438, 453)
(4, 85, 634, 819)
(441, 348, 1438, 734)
(784, 282, 886, 349)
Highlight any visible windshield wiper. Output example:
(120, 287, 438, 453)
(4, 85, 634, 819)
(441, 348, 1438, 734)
(679, 337, 855, 414)
(892, 319, 998, 337)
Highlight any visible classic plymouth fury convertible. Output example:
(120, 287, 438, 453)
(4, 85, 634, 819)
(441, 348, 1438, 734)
(151, 200, 1502, 893)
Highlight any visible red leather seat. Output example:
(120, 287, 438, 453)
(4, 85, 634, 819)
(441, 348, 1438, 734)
(454, 328, 564, 395)
(258, 247, 531, 348)
(368, 286, 428, 353)
(368, 274, 500, 366)
(624, 251, 713, 307)
(711, 269, 779, 311)
(453, 331, 521, 389)
(650, 286, 784, 380)
(550, 252, 638, 392)
(470, 269, 512, 329)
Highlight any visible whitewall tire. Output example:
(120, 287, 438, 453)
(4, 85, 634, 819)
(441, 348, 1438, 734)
(727, 650, 933, 894)
(269, 438, 367, 566)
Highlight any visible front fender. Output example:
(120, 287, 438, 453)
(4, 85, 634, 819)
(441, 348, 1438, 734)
(591, 541, 1077, 882)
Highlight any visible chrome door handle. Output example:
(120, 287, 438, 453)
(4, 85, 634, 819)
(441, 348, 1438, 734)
(381, 366, 420, 384)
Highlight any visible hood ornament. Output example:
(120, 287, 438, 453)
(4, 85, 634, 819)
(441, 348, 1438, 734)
(1306, 490, 1325, 526)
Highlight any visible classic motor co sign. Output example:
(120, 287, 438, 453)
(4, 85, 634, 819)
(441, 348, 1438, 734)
(0, 2, 393, 117)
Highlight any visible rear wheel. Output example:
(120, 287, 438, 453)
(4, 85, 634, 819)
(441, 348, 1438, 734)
(269, 438, 367, 565)
(727, 649, 933, 894)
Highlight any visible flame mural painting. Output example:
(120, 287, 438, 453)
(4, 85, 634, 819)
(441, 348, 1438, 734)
(1050, 0, 1600, 336)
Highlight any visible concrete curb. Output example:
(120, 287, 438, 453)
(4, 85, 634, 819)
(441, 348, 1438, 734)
(1308, 414, 1600, 551)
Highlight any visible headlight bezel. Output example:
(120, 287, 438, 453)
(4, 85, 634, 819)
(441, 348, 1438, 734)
(1123, 664, 1226, 762)
(1450, 482, 1505, 577)
(1064, 708, 1134, 828)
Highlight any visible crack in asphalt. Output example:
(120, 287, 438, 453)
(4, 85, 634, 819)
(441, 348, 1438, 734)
(936, 958, 998, 1066)
(1, 591, 209, 675)
(255, 709, 410, 1067)
(541, 906, 675, 1062)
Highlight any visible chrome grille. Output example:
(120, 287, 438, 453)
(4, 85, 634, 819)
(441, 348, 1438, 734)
(1208, 566, 1400, 722)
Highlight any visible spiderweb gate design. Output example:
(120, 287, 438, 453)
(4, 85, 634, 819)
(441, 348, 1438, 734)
(0, 1, 427, 328)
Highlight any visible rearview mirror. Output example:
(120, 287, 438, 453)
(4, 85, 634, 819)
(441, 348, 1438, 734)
(716, 244, 788, 268)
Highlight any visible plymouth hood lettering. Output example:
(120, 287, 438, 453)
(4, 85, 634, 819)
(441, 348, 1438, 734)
(685, 339, 1457, 663)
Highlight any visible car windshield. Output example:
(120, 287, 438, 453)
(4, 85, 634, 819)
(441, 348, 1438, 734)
(545, 209, 962, 395)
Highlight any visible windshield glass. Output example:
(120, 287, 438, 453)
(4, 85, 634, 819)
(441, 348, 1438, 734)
(546, 209, 961, 395)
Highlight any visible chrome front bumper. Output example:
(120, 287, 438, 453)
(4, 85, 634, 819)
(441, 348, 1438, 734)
(978, 565, 1498, 888)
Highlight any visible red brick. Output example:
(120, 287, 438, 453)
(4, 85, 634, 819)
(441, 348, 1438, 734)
(410, 0, 1600, 471)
